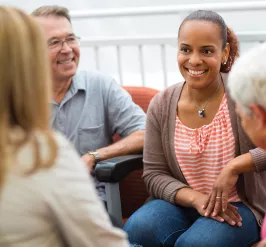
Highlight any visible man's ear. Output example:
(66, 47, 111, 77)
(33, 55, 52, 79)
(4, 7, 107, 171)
(250, 104, 266, 129)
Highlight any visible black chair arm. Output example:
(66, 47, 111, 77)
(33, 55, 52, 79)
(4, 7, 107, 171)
(95, 154, 143, 183)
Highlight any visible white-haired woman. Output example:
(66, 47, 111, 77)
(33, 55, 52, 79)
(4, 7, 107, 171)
(228, 42, 266, 247)
(0, 6, 129, 247)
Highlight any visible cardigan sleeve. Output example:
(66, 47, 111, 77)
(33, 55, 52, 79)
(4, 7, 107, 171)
(249, 147, 266, 172)
(143, 94, 189, 204)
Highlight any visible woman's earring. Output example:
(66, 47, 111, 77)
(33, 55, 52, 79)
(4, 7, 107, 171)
(223, 60, 227, 65)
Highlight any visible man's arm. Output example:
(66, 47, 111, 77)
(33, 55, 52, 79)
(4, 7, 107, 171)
(81, 130, 144, 172)
(82, 77, 146, 172)
(96, 130, 144, 160)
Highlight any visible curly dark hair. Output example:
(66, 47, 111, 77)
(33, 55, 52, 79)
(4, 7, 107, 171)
(220, 27, 239, 73)
(178, 10, 239, 73)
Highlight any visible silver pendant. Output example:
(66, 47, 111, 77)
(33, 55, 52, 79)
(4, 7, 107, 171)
(198, 109, 205, 118)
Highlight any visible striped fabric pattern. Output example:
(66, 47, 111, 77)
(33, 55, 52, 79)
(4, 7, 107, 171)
(175, 95, 240, 202)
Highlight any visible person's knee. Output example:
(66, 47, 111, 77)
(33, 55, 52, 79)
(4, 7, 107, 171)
(175, 227, 221, 247)
(123, 212, 159, 247)
(124, 199, 176, 231)
(123, 199, 175, 246)
(175, 235, 210, 247)
(123, 206, 154, 237)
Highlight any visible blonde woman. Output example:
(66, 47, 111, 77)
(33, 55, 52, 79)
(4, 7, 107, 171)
(0, 7, 129, 247)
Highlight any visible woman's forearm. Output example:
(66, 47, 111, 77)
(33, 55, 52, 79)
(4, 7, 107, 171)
(175, 187, 202, 208)
(229, 152, 256, 175)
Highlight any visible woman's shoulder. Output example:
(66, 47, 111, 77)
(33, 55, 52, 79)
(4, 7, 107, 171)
(14, 131, 88, 179)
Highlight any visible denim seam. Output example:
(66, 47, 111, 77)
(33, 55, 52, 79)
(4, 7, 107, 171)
(162, 228, 188, 247)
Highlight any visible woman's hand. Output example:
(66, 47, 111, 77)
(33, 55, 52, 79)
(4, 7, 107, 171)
(203, 153, 256, 217)
(193, 193, 224, 223)
(219, 204, 242, 227)
(193, 192, 242, 227)
(202, 164, 239, 217)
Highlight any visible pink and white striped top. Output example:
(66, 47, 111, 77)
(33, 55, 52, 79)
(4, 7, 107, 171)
(175, 95, 240, 202)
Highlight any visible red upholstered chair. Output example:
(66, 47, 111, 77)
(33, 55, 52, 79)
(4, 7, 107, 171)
(95, 86, 159, 227)
(120, 86, 159, 223)
(123, 86, 160, 113)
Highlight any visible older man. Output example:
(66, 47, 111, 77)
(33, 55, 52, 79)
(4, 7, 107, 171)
(228, 42, 266, 247)
(32, 5, 146, 201)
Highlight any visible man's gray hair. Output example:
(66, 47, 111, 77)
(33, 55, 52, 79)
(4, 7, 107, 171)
(228, 42, 266, 114)
(32, 5, 71, 23)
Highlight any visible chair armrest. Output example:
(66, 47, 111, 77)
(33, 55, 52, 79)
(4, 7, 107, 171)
(95, 154, 143, 183)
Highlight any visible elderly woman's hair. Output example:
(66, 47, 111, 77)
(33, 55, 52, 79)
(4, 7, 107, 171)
(228, 42, 266, 114)
(178, 10, 239, 73)
(0, 7, 57, 190)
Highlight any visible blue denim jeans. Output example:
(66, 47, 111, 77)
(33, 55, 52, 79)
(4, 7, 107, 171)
(123, 199, 260, 247)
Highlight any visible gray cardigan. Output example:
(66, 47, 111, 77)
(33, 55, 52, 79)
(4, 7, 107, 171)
(143, 74, 266, 225)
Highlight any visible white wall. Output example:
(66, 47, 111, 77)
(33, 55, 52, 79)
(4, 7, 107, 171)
(2, 0, 266, 89)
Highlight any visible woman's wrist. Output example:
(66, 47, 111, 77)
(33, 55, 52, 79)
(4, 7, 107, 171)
(191, 191, 204, 209)
(225, 161, 239, 176)
(175, 187, 201, 208)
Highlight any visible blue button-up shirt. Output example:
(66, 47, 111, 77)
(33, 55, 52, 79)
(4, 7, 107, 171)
(51, 71, 146, 199)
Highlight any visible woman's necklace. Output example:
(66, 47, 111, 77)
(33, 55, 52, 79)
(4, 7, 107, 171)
(187, 81, 221, 118)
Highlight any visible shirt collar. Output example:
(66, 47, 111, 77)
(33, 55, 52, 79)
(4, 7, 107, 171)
(51, 72, 86, 105)
(72, 72, 86, 91)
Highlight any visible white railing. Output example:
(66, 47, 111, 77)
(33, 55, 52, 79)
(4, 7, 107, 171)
(70, 2, 266, 19)
(71, 2, 266, 88)
(80, 32, 266, 46)
(80, 32, 266, 87)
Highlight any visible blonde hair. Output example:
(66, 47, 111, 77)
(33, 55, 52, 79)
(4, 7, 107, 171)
(0, 7, 57, 190)
(32, 5, 71, 23)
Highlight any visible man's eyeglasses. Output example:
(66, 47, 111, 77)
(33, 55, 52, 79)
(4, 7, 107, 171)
(47, 35, 81, 51)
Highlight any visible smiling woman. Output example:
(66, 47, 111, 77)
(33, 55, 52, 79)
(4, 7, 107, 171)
(123, 10, 266, 247)
(177, 13, 238, 123)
